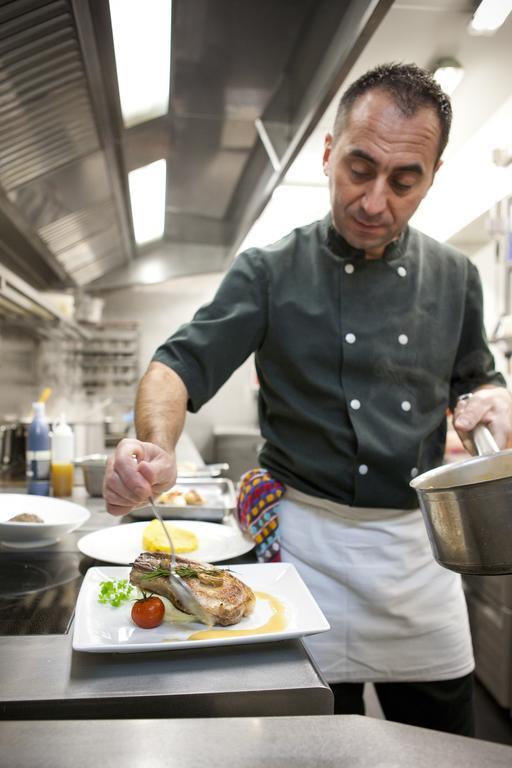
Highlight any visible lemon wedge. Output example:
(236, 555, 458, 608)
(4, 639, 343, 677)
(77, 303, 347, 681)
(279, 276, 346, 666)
(142, 519, 198, 554)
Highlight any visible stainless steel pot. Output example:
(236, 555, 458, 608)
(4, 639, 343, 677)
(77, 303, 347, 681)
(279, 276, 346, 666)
(410, 425, 512, 575)
(0, 422, 26, 480)
(74, 454, 107, 497)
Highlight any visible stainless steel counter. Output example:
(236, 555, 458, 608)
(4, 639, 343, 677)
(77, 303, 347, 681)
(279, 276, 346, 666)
(0, 486, 333, 719)
(2, 715, 511, 768)
(0, 632, 331, 719)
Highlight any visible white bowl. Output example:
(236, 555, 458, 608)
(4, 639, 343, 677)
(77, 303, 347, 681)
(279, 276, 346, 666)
(0, 494, 90, 549)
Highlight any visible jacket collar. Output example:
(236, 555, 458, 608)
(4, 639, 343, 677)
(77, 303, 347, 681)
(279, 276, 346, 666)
(322, 212, 408, 265)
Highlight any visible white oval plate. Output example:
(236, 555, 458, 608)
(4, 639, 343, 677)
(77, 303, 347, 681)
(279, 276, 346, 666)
(0, 494, 90, 549)
(77, 520, 254, 565)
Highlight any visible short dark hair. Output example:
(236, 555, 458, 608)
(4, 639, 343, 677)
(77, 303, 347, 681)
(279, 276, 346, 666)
(333, 62, 452, 161)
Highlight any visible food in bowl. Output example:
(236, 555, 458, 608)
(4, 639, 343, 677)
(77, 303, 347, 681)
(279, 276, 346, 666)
(0, 495, 90, 549)
(142, 519, 198, 553)
(8, 513, 44, 523)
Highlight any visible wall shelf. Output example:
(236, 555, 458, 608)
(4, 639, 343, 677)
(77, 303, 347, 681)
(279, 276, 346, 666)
(0, 264, 88, 341)
(74, 321, 140, 399)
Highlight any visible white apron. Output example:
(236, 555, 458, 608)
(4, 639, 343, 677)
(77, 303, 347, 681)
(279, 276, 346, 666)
(279, 486, 474, 684)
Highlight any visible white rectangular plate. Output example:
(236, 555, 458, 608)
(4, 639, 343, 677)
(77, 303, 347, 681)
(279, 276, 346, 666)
(72, 563, 330, 653)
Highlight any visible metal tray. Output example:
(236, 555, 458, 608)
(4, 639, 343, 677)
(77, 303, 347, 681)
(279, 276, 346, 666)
(129, 477, 237, 522)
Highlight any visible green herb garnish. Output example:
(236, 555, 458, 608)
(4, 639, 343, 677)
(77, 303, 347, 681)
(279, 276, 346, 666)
(139, 565, 223, 581)
(98, 578, 134, 607)
(139, 567, 171, 581)
(176, 565, 222, 579)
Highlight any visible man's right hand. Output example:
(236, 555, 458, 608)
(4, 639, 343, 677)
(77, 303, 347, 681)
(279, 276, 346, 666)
(103, 437, 176, 516)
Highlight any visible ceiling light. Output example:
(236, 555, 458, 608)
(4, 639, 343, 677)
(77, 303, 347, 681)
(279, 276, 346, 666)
(469, 0, 512, 35)
(128, 160, 167, 245)
(432, 58, 464, 96)
(109, 0, 172, 128)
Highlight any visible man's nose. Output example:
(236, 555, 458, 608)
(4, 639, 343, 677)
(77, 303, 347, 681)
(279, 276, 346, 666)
(361, 179, 387, 216)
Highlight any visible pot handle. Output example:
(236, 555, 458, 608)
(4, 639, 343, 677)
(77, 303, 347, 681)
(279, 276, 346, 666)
(472, 424, 500, 456)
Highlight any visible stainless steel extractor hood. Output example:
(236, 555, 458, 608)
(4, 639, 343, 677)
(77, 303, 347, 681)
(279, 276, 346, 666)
(0, 0, 393, 293)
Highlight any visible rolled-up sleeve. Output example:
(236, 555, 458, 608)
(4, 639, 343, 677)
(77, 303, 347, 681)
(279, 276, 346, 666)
(152, 249, 268, 412)
(449, 261, 506, 409)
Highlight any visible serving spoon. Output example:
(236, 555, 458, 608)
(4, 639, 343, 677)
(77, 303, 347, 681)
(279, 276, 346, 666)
(132, 451, 213, 625)
(147, 496, 214, 626)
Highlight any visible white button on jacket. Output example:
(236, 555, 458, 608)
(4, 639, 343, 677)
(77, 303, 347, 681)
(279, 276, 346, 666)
(350, 399, 361, 410)
(345, 333, 356, 344)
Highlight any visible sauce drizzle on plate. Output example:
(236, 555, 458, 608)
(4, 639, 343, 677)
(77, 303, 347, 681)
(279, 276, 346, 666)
(187, 591, 286, 640)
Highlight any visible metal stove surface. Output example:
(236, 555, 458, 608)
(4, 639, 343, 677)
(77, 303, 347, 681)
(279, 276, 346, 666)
(0, 551, 85, 635)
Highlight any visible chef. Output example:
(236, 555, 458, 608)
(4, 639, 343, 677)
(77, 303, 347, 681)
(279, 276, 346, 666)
(104, 62, 512, 735)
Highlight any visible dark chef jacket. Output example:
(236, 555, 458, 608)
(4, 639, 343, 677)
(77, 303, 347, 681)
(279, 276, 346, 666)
(153, 214, 505, 510)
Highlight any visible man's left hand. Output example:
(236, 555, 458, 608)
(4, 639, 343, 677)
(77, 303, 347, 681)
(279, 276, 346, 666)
(453, 386, 512, 454)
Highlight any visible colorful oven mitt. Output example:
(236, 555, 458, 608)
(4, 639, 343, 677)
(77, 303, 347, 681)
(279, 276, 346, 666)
(237, 468, 285, 563)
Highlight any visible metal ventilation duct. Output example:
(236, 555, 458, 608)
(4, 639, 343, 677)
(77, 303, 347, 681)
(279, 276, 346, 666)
(0, 0, 133, 289)
(0, 0, 392, 293)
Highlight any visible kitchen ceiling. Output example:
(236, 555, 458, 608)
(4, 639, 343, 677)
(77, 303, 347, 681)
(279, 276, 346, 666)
(0, 0, 393, 293)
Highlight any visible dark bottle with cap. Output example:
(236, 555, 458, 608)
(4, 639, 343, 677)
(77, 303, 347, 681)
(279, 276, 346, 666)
(26, 401, 50, 495)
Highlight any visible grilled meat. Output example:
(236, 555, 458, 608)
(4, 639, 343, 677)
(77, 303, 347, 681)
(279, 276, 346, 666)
(129, 552, 256, 626)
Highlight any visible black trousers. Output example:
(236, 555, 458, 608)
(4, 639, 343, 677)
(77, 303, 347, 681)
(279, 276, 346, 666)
(330, 672, 475, 737)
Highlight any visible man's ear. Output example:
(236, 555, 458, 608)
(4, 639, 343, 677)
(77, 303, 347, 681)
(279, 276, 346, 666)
(430, 157, 443, 186)
(323, 133, 333, 176)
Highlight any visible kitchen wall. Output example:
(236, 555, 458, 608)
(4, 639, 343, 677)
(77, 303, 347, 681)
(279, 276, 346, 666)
(101, 272, 259, 460)
(0, 330, 39, 420)
(470, 241, 501, 334)
(0, 328, 86, 423)
(471, 240, 509, 385)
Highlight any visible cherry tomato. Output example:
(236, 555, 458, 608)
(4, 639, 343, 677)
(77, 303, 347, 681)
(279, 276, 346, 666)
(131, 596, 165, 629)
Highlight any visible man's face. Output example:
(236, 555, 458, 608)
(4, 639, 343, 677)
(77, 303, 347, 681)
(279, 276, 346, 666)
(323, 89, 442, 258)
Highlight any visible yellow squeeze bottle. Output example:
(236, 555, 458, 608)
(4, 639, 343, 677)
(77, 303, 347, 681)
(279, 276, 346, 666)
(51, 414, 74, 497)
